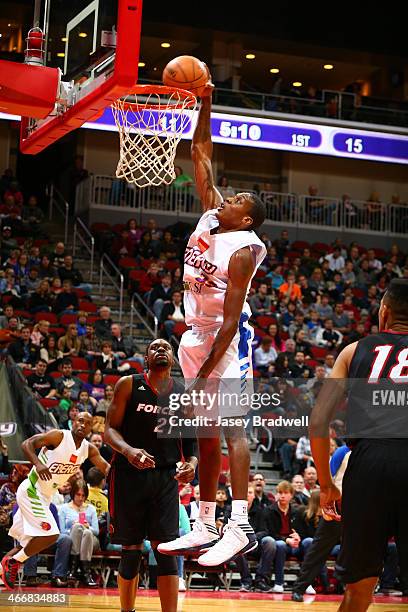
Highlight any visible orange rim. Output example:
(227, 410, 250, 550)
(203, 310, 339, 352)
(112, 84, 197, 112)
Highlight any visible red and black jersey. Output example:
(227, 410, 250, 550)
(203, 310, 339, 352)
(113, 373, 196, 470)
(347, 331, 408, 442)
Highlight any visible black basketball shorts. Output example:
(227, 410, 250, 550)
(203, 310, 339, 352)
(108, 465, 179, 545)
(336, 439, 408, 584)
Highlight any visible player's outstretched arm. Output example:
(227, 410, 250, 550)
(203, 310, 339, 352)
(310, 342, 357, 492)
(196, 247, 255, 378)
(191, 87, 223, 212)
(88, 443, 110, 476)
(21, 429, 64, 480)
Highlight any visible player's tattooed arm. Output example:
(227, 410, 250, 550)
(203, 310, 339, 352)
(310, 342, 357, 496)
(21, 430, 64, 480)
(196, 247, 255, 378)
(191, 95, 223, 212)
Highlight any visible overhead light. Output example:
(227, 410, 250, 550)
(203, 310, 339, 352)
(0, 34, 2, 38)
(138, 61, 145, 67)
(78, 32, 87, 38)
(153, 67, 158, 71)
(270, 67, 280, 74)
(61, 37, 67, 42)
(292, 81, 302, 87)
(324, 64, 334, 70)
(245, 53, 256, 59)
(161, 42, 170, 48)
(7, 23, 11, 27)
(57, 52, 65, 57)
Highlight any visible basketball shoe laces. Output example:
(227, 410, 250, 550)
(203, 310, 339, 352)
(181, 518, 219, 545)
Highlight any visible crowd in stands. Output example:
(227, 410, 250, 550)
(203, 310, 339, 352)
(1, 168, 407, 592)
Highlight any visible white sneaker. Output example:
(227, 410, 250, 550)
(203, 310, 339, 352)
(157, 519, 220, 555)
(198, 520, 257, 567)
(178, 577, 186, 591)
(271, 584, 284, 593)
(305, 585, 316, 595)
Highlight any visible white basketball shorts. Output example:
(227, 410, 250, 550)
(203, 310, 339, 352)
(9, 478, 59, 548)
(178, 314, 254, 418)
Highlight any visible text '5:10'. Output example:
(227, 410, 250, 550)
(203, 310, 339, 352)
(219, 121, 262, 140)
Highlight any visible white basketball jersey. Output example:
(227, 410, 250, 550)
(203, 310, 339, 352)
(183, 209, 267, 330)
(27, 429, 89, 500)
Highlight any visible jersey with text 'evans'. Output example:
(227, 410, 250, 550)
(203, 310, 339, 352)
(183, 209, 267, 330)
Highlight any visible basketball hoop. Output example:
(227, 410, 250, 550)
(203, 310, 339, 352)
(111, 84, 197, 188)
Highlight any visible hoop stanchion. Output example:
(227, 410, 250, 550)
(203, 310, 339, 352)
(111, 85, 197, 188)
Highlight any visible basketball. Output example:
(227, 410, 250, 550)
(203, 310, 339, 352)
(162, 55, 210, 97)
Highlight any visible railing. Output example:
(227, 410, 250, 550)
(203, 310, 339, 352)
(99, 254, 124, 322)
(253, 425, 273, 473)
(139, 79, 408, 128)
(129, 292, 158, 339)
(89, 175, 408, 237)
(73, 217, 95, 279)
(92, 174, 201, 214)
(47, 184, 69, 244)
(75, 175, 93, 217)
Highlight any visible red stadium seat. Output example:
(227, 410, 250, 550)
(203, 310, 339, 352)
(71, 357, 90, 371)
(140, 258, 155, 270)
(112, 223, 125, 235)
(292, 241, 310, 251)
(34, 312, 58, 324)
(311, 346, 329, 360)
(91, 222, 111, 234)
(78, 372, 90, 382)
(59, 314, 77, 326)
(49, 326, 65, 337)
(73, 289, 87, 299)
(78, 301, 98, 314)
(173, 322, 188, 337)
(287, 250, 301, 260)
(104, 374, 121, 386)
(14, 310, 32, 320)
(311, 242, 330, 254)
(23, 368, 33, 378)
(118, 257, 138, 269)
(129, 270, 148, 282)
(39, 398, 58, 410)
(373, 248, 386, 259)
(164, 260, 180, 272)
(254, 269, 266, 278)
(50, 371, 61, 379)
(256, 315, 276, 330)
(33, 239, 49, 248)
(253, 327, 266, 338)
(352, 288, 364, 299)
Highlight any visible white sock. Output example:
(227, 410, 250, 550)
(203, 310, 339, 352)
(198, 501, 216, 526)
(13, 550, 29, 563)
(231, 500, 249, 524)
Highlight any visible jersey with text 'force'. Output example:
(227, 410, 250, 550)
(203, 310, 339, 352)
(347, 331, 408, 442)
(27, 429, 89, 500)
(183, 209, 267, 330)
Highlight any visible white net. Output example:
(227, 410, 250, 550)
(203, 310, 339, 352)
(111, 86, 197, 188)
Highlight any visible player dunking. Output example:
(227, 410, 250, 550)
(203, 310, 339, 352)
(1, 412, 109, 589)
(104, 339, 197, 612)
(158, 78, 267, 566)
(310, 279, 408, 612)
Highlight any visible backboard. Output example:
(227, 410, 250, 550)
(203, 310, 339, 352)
(20, 0, 142, 154)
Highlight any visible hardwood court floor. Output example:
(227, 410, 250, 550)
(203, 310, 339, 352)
(1, 588, 406, 611)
